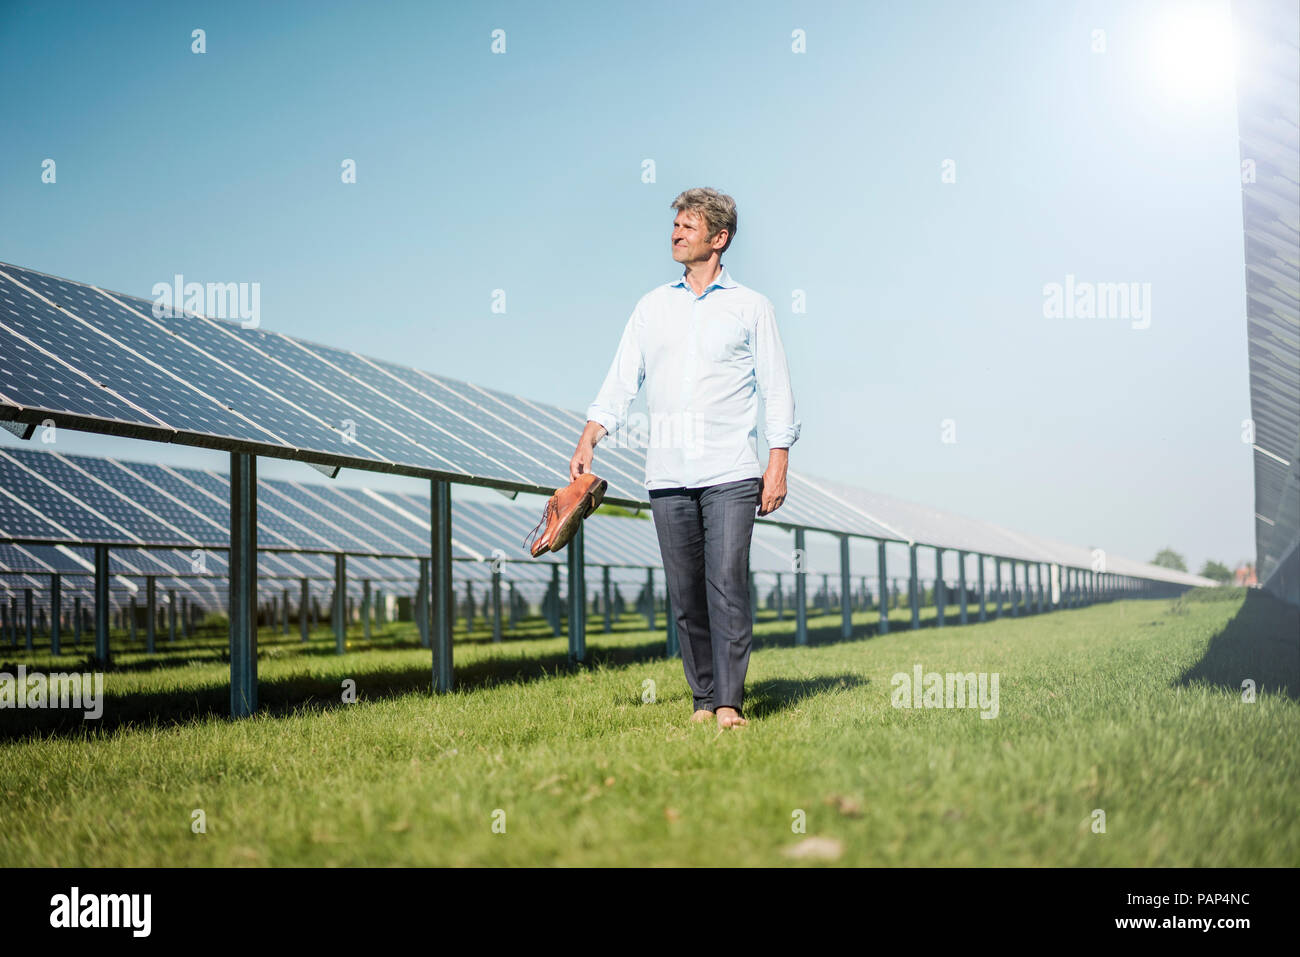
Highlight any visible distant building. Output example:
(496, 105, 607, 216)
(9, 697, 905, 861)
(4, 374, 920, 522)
(1234, 564, 1257, 587)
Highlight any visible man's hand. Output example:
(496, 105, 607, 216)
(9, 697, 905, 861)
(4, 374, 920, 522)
(757, 448, 789, 516)
(570, 421, 606, 481)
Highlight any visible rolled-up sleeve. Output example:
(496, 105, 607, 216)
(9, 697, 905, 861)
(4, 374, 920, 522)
(754, 297, 800, 448)
(585, 303, 645, 439)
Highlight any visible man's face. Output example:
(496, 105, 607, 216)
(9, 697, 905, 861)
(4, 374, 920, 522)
(671, 210, 726, 264)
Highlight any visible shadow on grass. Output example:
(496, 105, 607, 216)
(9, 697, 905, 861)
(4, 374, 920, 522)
(745, 673, 867, 718)
(1175, 589, 1299, 700)
(0, 603, 1025, 742)
(0, 634, 672, 742)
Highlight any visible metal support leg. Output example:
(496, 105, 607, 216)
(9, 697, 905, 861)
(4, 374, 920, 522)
(795, 528, 808, 645)
(94, 545, 109, 665)
(994, 559, 1003, 618)
(334, 554, 347, 654)
(431, 478, 454, 693)
(839, 535, 852, 639)
(145, 576, 156, 654)
(957, 550, 968, 625)
(908, 543, 920, 630)
(935, 547, 946, 627)
(415, 559, 429, 648)
(363, 579, 372, 640)
(645, 567, 655, 630)
(229, 452, 258, 718)
(23, 587, 34, 652)
(50, 574, 61, 655)
(492, 564, 502, 643)
(550, 564, 562, 635)
(301, 578, 310, 642)
(877, 541, 889, 635)
(602, 565, 612, 633)
(978, 554, 987, 622)
(567, 523, 586, 664)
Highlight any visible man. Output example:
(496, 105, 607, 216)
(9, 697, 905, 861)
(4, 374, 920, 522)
(569, 187, 800, 730)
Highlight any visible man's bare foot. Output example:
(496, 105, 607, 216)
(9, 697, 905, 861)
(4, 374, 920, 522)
(690, 709, 715, 723)
(716, 707, 748, 728)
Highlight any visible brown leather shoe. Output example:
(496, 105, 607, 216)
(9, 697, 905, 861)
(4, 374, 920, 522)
(525, 496, 560, 556)
(523, 472, 607, 556)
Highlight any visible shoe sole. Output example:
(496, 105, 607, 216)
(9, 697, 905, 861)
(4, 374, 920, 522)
(551, 483, 604, 552)
(583, 479, 608, 517)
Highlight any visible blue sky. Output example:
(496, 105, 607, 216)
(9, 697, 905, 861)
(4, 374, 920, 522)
(0, 0, 1252, 574)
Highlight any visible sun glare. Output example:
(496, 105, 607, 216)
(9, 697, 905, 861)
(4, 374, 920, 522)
(1148, 2, 1238, 104)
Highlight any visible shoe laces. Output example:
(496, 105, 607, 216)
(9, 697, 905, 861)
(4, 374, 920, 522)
(523, 498, 554, 550)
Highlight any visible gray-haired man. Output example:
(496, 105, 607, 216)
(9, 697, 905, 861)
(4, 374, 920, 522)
(570, 187, 800, 729)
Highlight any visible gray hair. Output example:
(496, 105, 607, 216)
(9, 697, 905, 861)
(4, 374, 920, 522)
(670, 187, 738, 254)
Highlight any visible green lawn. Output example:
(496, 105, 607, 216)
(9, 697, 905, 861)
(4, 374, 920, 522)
(1, 588, 1295, 866)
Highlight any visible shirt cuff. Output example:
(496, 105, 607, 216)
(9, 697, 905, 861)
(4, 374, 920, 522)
(766, 423, 800, 448)
(586, 407, 620, 439)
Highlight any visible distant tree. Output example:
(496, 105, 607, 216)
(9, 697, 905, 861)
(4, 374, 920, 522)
(1151, 547, 1187, 572)
(593, 504, 648, 520)
(1198, 560, 1232, 583)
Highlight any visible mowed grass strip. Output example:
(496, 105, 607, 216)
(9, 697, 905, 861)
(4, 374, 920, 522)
(0, 588, 1295, 866)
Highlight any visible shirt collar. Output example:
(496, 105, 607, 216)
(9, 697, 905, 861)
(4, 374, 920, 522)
(669, 263, 737, 297)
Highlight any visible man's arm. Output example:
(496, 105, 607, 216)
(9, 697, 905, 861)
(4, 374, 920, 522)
(754, 298, 799, 515)
(572, 305, 645, 480)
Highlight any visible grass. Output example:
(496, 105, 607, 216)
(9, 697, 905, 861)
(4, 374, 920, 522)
(0, 588, 1295, 866)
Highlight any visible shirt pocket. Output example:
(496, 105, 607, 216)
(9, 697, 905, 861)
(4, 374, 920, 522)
(698, 314, 750, 364)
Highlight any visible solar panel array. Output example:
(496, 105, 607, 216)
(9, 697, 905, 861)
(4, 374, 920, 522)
(0, 260, 1216, 608)
(0, 443, 1211, 630)
(799, 472, 1216, 588)
(0, 262, 922, 542)
(1234, 0, 1300, 604)
(0, 546, 652, 619)
(0, 446, 669, 565)
(0, 448, 717, 619)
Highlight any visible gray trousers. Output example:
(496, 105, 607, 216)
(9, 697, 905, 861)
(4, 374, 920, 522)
(648, 477, 761, 715)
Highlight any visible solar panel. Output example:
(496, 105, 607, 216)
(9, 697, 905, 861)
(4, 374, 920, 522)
(246, 331, 517, 480)
(0, 267, 288, 451)
(479, 387, 650, 501)
(0, 449, 136, 543)
(291, 483, 428, 555)
(0, 315, 160, 434)
(112, 460, 233, 532)
(352, 355, 566, 486)
(105, 298, 426, 471)
(255, 478, 382, 556)
(168, 467, 339, 552)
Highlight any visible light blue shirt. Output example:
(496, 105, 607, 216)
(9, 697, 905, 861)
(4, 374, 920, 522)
(586, 263, 800, 490)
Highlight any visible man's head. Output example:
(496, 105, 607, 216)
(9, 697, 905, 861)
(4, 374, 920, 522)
(670, 187, 737, 266)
